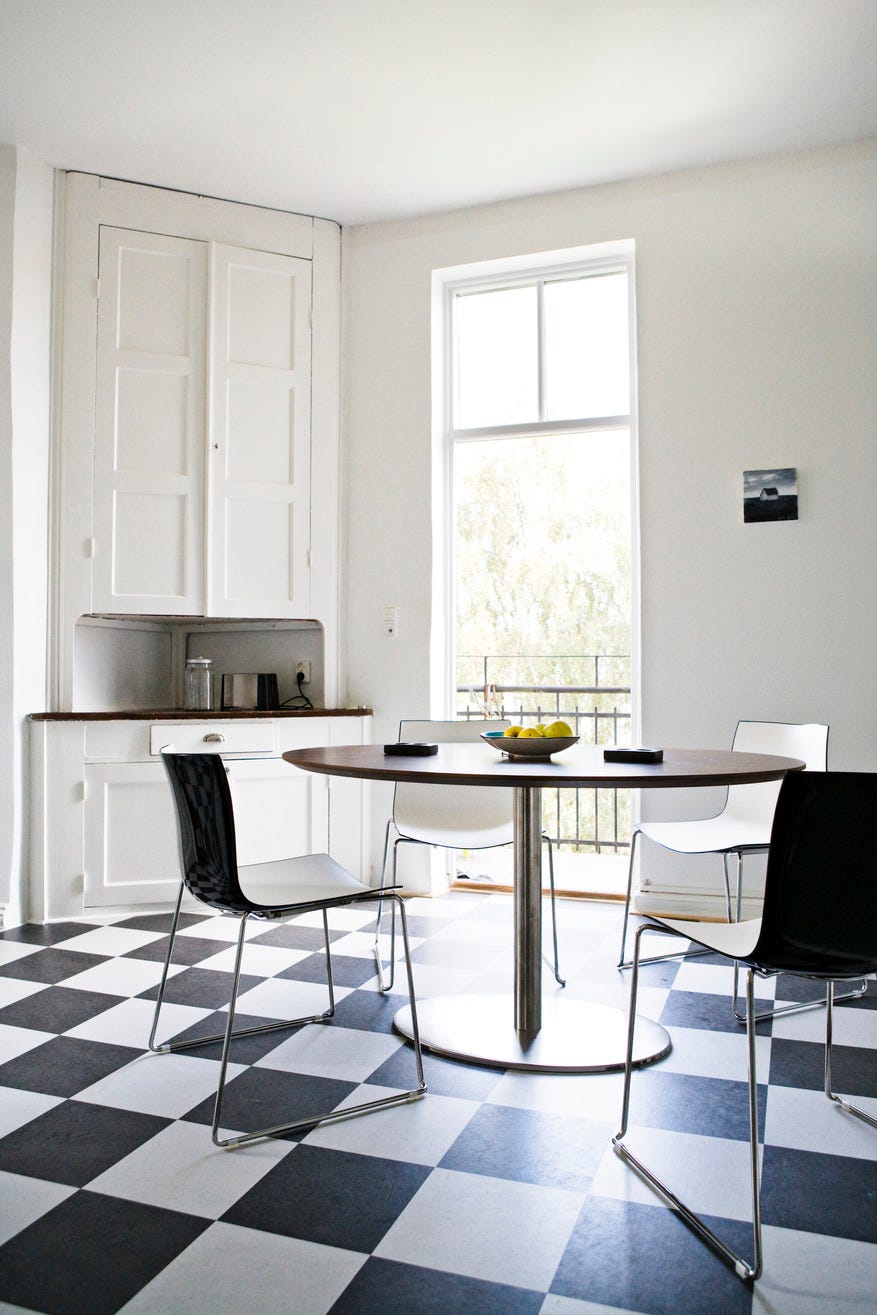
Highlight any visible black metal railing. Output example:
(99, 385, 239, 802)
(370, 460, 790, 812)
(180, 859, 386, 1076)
(456, 655, 632, 853)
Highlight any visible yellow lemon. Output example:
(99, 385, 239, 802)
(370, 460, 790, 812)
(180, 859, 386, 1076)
(543, 719, 573, 738)
(518, 727, 543, 738)
(503, 725, 524, 738)
(534, 724, 547, 736)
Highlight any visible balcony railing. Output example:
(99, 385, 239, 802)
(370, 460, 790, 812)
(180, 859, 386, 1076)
(456, 655, 632, 854)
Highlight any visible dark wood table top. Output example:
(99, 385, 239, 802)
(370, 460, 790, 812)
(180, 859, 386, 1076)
(282, 742, 805, 789)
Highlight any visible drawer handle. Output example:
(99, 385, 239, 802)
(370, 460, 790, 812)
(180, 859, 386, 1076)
(203, 733, 226, 743)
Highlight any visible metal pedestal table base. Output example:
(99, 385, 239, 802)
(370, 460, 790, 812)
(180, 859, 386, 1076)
(394, 993, 671, 1073)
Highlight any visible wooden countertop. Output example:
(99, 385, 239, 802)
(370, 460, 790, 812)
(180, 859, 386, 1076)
(29, 708, 372, 722)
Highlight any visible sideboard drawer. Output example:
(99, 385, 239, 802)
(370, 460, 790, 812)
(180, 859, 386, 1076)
(150, 721, 276, 756)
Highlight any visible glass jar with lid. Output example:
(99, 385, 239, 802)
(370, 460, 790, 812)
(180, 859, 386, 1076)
(184, 656, 213, 710)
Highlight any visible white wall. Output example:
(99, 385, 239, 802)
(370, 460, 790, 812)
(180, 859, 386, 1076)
(342, 141, 877, 884)
(0, 146, 54, 916)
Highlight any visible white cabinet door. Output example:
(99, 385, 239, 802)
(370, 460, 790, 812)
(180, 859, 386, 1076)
(93, 228, 208, 614)
(229, 758, 328, 866)
(91, 230, 312, 619)
(83, 762, 182, 906)
(208, 245, 312, 617)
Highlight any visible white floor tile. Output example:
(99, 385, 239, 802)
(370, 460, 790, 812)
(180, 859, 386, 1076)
(764, 1083, 877, 1161)
(59, 957, 185, 998)
(89, 1118, 292, 1218)
(74, 1052, 243, 1120)
(302, 1084, 478, 1166)
(0, 1086, 64, 1140)
(292, 907, 377, 932)
(321, 929, 424, 961)
(256, 1023, 402, 1082)
(233, 977, 350, 1020)
(0, 980, 47, 1009)
(117, 1220, 366, 1315)
(64, 998, 212, 1048)
(752, 1226, 877, 1315)
(0, 1171, 76, 1246)
(659, 1023, 771, 1081)
(591, 1126, 760, 1222)
(194, 944, 312, 977)
(771, 997, 877, 1048)
(176, 917, 265, 943)
(0, 1023, 54, 1065)
(487, 1069, 623, 1121)
(541, 1297, 642, 1315)
(0, 943, 42, 967)
(374, 1166, 584, 1291)
(52, 927, 165, 956)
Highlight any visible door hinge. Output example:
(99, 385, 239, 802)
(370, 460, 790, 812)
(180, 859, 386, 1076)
(85, 538, 96, 558)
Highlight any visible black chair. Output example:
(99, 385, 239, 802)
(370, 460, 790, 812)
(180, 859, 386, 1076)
(613, 771, 876, 1282)
(149, 749, 426, 1148)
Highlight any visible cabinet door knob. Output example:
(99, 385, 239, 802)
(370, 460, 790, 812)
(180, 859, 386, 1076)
(203, 733, 226, 743)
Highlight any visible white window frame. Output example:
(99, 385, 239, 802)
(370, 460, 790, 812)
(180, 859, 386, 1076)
(430, 240, 640, 731)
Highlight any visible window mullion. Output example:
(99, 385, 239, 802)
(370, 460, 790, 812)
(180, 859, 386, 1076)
(537, 279, 546, 422)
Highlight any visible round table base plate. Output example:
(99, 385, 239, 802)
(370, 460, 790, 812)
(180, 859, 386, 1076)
(394, 993, 671, 1073)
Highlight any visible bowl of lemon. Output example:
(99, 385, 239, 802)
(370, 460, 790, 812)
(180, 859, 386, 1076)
(481, 722, 579, 759)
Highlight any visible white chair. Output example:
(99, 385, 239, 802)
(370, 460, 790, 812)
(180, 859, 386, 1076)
(374, 718, 565, 989)
(618, 721, 836, 1020)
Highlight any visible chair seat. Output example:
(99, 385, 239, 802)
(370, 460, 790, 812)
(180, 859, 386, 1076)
(652, 913, 763, 959)
(639, 813, 771, 855)
(396, 820, 514, 849)
(237, 852, 369, 909)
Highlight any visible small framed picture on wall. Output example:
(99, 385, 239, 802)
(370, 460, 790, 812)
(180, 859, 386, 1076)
(743, 468, 798, 523)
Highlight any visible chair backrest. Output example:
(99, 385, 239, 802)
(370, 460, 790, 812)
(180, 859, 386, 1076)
(724, 720, 829, 827)
(751, 771, 877, 978)
(392, 718, 513, 841)
(161, 750, 251, 913)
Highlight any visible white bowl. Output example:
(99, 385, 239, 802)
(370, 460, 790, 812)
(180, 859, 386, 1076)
(481, 732, 579, 759)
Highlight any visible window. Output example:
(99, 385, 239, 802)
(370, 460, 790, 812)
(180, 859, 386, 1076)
(434, 243, 638, 891)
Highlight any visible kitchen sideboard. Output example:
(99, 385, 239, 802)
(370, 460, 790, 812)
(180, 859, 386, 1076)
(28, 709, 371, 923)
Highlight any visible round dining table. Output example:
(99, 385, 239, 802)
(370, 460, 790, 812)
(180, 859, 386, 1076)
(282, 741, 804, 1073)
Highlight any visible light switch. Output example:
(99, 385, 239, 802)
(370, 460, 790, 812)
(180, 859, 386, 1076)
(382, 605, 398, 638)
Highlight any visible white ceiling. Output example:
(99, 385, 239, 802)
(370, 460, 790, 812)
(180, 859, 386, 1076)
(1, 0, 876, 227)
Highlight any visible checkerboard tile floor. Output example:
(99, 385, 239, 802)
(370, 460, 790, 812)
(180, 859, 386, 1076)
(1, 891, 875, 1315)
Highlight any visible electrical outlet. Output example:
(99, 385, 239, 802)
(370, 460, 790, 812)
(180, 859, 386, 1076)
(295, 660, 312, 683)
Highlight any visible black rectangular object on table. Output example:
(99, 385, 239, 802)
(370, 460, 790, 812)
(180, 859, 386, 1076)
(603, 747, 664, 763)
(383, 742, 439, 756)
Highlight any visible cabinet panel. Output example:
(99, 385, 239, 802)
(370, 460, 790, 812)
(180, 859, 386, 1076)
(208, 245, 312, 616)
(84, 763, 181, 906)
(93, 227, 207, 614)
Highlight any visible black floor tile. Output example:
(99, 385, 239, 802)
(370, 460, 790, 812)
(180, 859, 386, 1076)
(136, 966, 261, 1009)
(551, 1197, 755, 1315)
(246, 921, 346, 950)
(159, 1011, 307, 1063)
(0, 985, 122, 1034)
(224, 1144, 429, 1251)
(439, 1102, 612, 1191)
(368, 1045, 500, 1101)
(278, 951, 378, 988)
(0, 1189, 208, 1315)
(123, 933, 233, 964)
(622, 1068, 768, 1142)
(761, 1144, 877, 1242)
(328, 987, 402, 1035)
(0, 947, 109, 984)
(330, 1257, 545, 1315)
(0, 1100, 169, 1186)
(769, 1036, 877, 1096)
(113, 911, 211, 933)
(0, 921, 98, 946)
(182, 1065, 357, 1137)
(659, 988, 774, 1035)
(0, 1036, 141, 1097)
